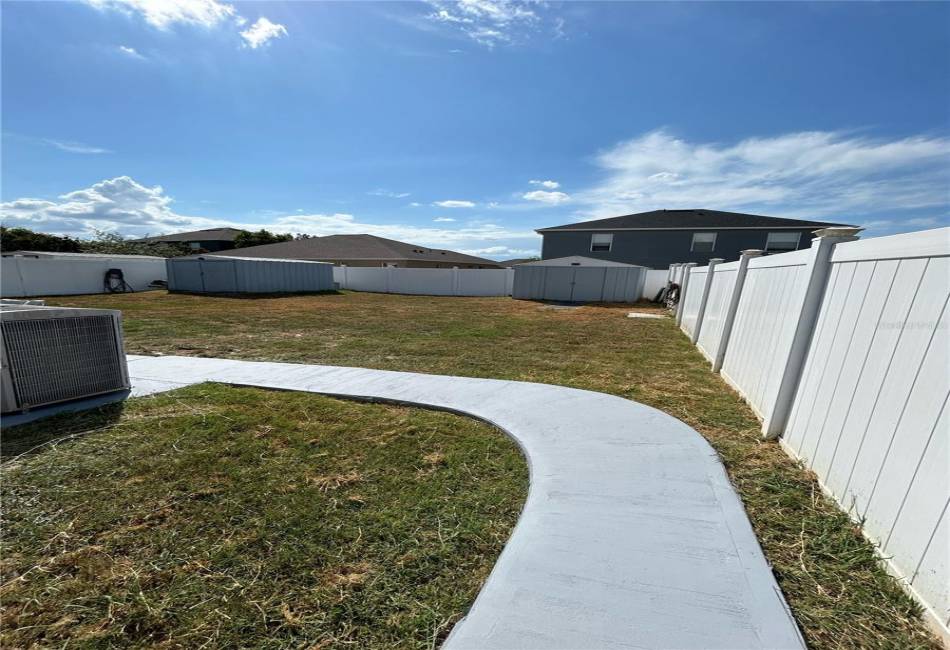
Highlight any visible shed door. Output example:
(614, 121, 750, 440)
(543, 267, 576, 301)
(199, 260, 238, 292)
(571, 268, 607, 302)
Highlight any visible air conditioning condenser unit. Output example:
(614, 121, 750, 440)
(1, 304, 130, 414)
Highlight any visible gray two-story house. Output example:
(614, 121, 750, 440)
(537, 209, 852, 269)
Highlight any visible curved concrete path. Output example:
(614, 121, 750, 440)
(126, 355, 804, 649)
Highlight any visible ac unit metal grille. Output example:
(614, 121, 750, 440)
(2, 316, 125, 408)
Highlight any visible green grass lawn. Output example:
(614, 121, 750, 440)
(6, 289, 941, 648)
(2, 383, 527, 649)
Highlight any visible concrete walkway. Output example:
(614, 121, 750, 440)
(126, 355, 804, 649)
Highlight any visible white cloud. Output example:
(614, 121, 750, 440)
(522, 190, 571, 205)
(434, 200, 476, 208)
(86, 0, 237, 29)
(117, 45, 146, 59)
(240, 17, 288, 49)
(577, 129, 950, 224)
(86, 0, 286, 50)
(433, 217, 456, 222)
(529, 179, 560, 189)
(1, 176, 540, 253)
(43, 138, 113, 154)
(409, 202, 423, 207)
(458, 245, 537, 258)
(369, 188, 411, 199)
(423, 0, 552, 48)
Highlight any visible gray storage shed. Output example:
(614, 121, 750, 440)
(512, 256, 648, 303)
(166, 255, 334, 294)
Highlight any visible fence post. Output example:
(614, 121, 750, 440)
(342, 265, 348, 289)
(452, 267, 460, 296)
(690, 258, 724, 344)
(674, 263, 697, 325)
(712, 249, 761, 373)
(762, 227, 862, 438)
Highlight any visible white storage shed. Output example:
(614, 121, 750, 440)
(166, 255, 334, 294)
(512, 256, 648, 303)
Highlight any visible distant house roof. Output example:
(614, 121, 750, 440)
(133, 228, 247, 243)
(497, 258, 537, 267)
(537, 209, 853, 232)
(180, 254, 331, 265)
(1, 250, 166, 260)
(517, 256, 645, 268)
(212, 234, 501, 267)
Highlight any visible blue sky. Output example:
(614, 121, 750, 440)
(2, 0, 948, 259)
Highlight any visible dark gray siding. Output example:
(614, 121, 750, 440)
(540, 228, 822, 268)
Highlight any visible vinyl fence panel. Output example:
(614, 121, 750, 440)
(782, 230, 950, 634)
(643, 269, 670, 300)
(695, 261, 739, 362)
(1, 255, 167, 297)
(678, 266, 708, 338)
(719, 249, 813, 422)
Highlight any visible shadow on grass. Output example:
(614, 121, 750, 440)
(2, 401, 126, 463)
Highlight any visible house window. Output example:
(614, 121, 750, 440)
(765, 232, 801, 253)
(188, 242, 201, 250)
(590, 233, 613, 252)
(690, 232, 716, 252)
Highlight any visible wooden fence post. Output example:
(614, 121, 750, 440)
(691, 258, 724, 344)
(711, 250, 761, 372)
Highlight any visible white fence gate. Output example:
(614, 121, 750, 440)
(674, 227, 950, 639)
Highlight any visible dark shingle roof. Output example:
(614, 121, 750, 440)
(537, 209, 853, 232)
(134, 228, 246, 243)
(213, 234, 501, 267)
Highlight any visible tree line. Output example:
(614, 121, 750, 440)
(0, 227, 293, 257)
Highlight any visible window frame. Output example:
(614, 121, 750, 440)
(764, 231, 802, 253)
(590, 233, 613, 252)
(690, 232, 717, 253)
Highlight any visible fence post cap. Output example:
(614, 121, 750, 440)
(709, 258, 725, 264)
(812, 227, 863, 239)
(740, 249, 764, 257)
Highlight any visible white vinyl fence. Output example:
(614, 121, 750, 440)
(333, 266, 515, 297)
(675, 227, 950, 639)
(1, 254, 167, 297)
(643, 269, 671, 300)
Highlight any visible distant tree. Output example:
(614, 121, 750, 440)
(234, 229, 292, 248)
(0, 226, 82, 253)
(81, 231, 192, 257)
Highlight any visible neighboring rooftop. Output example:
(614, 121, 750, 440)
(1, 250, 166, 260)
(517, 255, 643, 267)
(212, 234, 501, 267)
(537, 209, 853, 232)
(497, 258, 538, 267)
(133, 228, 247, 243)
